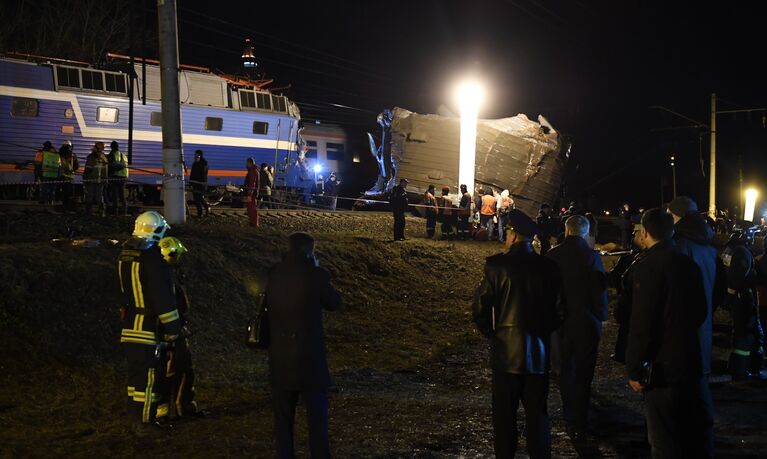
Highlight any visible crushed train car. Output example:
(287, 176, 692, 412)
(363, 107, 568, 216)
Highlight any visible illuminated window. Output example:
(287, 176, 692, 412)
(150, 112, 162, 126)
(305, 140, 317, 158)
(253, 121, 269, 135)
(10, 97, 38, 117)
(326, 142, 345, 161)
(96, 106, 119, 123)
(205, 117, 223, 131)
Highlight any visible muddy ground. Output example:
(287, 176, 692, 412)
(0, 207, 765, 458)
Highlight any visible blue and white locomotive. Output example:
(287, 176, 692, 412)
(0, 54, 317, 201)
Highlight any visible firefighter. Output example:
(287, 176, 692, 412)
(118, 211, 182, 434)
(158, 236, 202, 418)
(722, 229, 764, 380)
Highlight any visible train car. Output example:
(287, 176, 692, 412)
(0, 54, 311, 203)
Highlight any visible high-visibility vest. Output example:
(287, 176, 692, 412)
(481, 194, 496, 216)
(111, 150, 129, 178)
(61, 155, 76, 180)
(42, 150, 60, 178)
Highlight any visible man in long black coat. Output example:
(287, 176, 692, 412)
(546, 215, 608, 439)
(265, 232, 341, 458)
(473, 209, 562, 458)
(627, 208, 713, 458)
(667, 196, 717, 378)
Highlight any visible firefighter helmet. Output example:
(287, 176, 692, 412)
(133, 211, 170, 241)
(159, 237, 187, 264)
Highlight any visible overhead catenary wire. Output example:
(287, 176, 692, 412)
(179, 5, 402, 82)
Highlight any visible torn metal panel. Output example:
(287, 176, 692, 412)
(365, 107, 567, 216)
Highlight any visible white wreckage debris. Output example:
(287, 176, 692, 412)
(363, 107, 568, 216)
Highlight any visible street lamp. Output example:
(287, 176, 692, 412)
(744, 188, 758, 222)
(455, 79, 484, 196)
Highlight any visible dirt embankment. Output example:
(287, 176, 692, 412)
(0, 210, 765, 458)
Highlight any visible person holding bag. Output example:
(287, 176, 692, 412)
(263, 232, 341, 458)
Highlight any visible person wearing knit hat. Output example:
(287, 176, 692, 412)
(667, 196, 698, 218)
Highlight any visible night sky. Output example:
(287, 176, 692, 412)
(175, 0, 766, 214)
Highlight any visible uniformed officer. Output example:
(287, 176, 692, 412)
(722, 229, 764, 380)
(118, 211, 181, 433)
(158, 236, 202, 418)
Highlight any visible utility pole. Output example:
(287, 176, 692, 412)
(670, 154, 677, 198)
(708, 93, 716, 218)
(738, 153, 743, 216)
(157, 0, 186, 225)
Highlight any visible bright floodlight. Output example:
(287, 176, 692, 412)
(313, 164, 322, 174)
(744, 188, 758, 222)
(456, 80, 484, 196)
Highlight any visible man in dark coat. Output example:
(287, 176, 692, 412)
(627, 208, 713, 458)
(722, 229, 763, 379)
(190, 150, 210, 217)
(536, 204, 555, 254)
(458, 184, 472, 240)
(473, 209, 562, 458)
(546, 215, 608, 439)
(265, 232, 341, 458)
(667, 196, 717, 378)
(390, 178, 409, 241)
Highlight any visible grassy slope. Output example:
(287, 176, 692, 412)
(0, 212, 499, 457)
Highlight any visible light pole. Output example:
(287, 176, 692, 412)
(456, 80, 484, 196)
(671, 155, 677, 198)
(744, 188, 758, 223)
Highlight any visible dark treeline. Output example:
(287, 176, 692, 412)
(0, 0, 153, 64)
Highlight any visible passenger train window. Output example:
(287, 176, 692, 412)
(81, 70, 104, 91)
(256, 93, 272, 111)
(150, 112, 162, 126)
(96, 106, 119, 123)
(305, 140, 318, 158)
(105, 73, 126, 94)
(240, 91, 256, 109)
(56, 67, 80, 88)
(271, 96, 287, 113)
(10, 97, 39, 117)
(326, 142, 346, 161)
(205, 117, 223, 131)
(252, 121, 269, 135)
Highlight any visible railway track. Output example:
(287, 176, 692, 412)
(0, 199, 390, 218)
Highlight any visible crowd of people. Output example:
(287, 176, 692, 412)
(113, 176, 767, 458)
(389, 181, 767, 457)
(33, 139, 129, 215)
(30, 141, 344, 220)
(117, 211, 340, 458)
